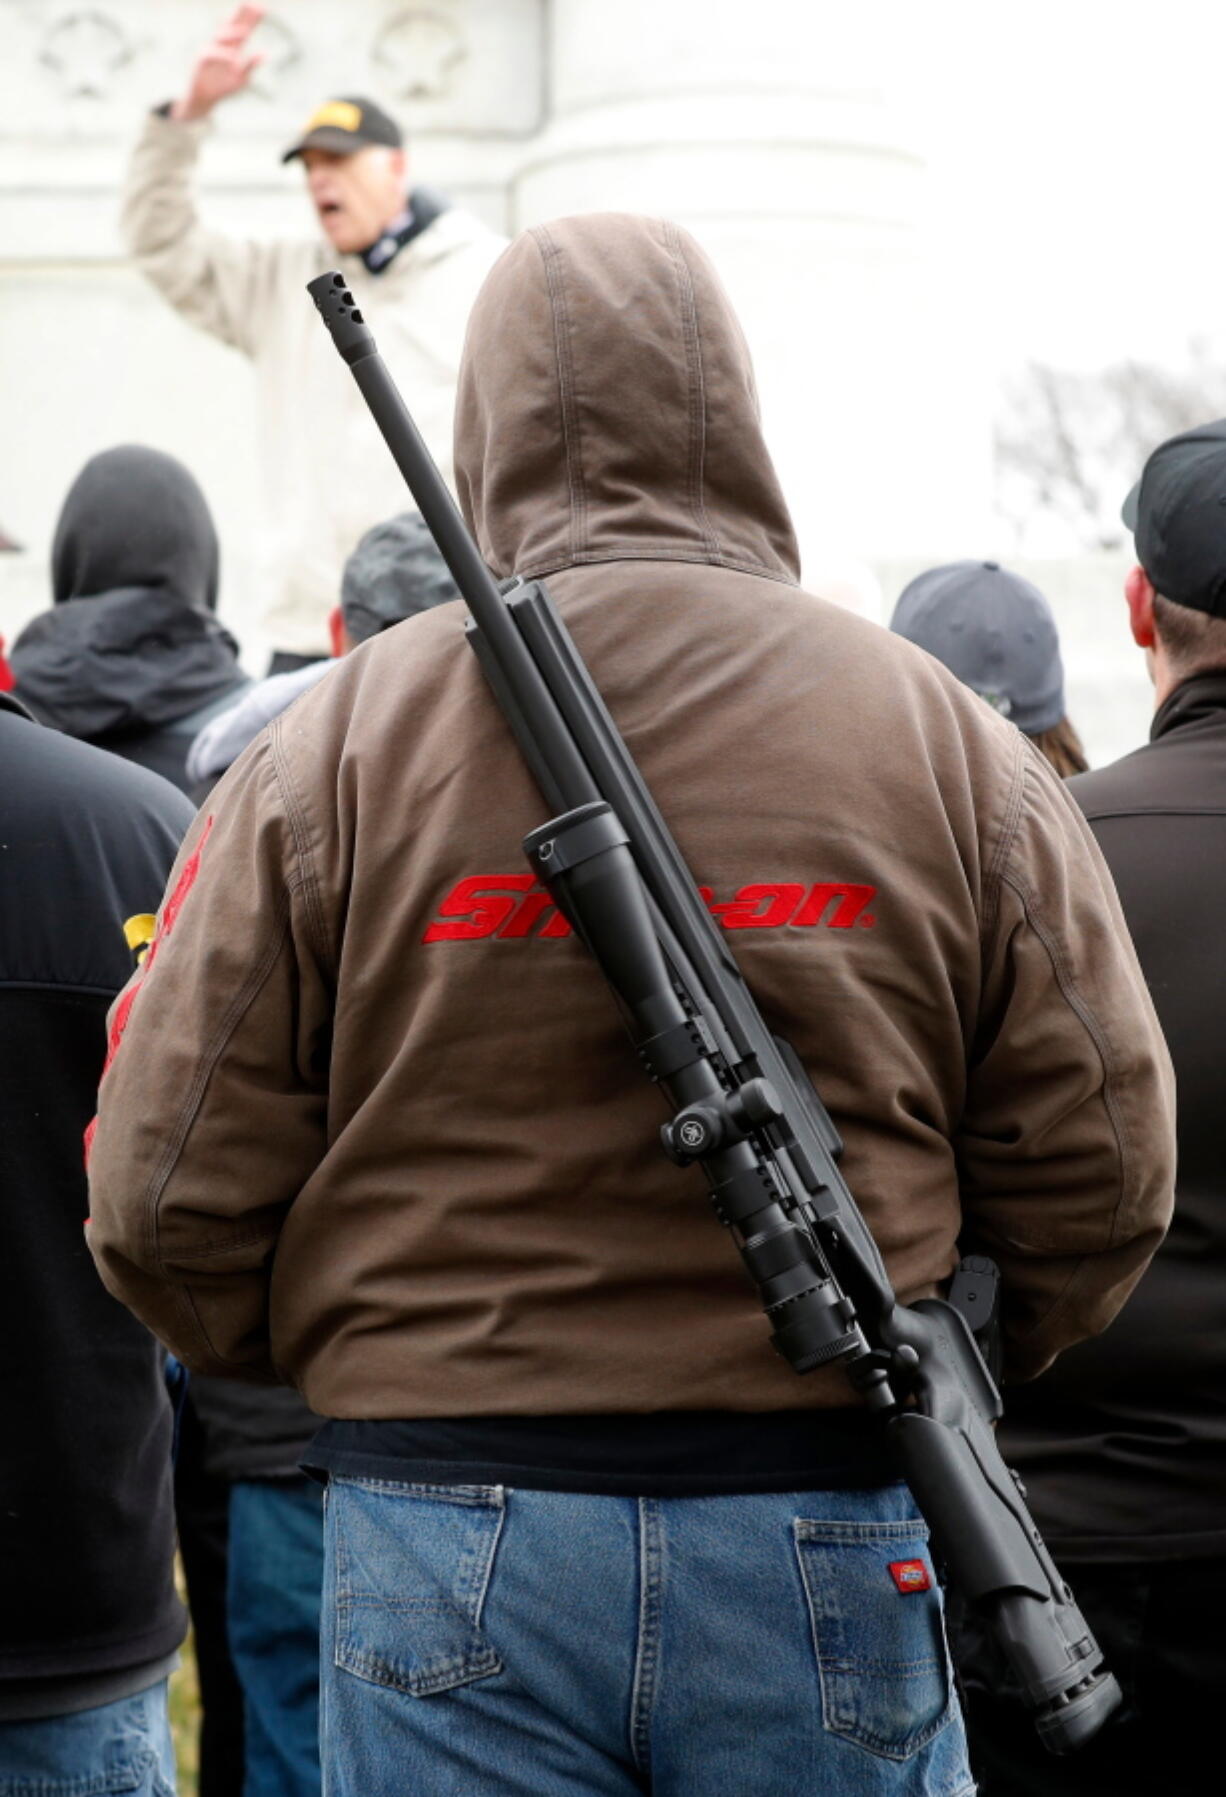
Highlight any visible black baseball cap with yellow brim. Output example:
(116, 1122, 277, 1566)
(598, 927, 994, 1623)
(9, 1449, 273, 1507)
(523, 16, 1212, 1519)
(282, 96, 401, 164)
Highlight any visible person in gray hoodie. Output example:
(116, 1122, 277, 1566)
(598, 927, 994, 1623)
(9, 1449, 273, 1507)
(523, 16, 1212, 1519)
(186, 510, 459, 797)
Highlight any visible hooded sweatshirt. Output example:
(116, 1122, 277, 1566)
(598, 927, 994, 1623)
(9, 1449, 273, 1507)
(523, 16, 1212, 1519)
(13, 446, 248, 794)
(86, 218, 1174, 1488)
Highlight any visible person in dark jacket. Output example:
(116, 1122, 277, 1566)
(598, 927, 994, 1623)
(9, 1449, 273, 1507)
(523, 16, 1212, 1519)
(890, 560, 1089, 776)
(11, 445, 249, 794)
(962, 419, 1226, 1793)
(0, 690, 190, 1787)
(10, 444, 249, 1791)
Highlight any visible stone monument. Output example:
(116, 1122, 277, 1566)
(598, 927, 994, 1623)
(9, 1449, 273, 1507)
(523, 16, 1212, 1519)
(0, 0, 991, 671)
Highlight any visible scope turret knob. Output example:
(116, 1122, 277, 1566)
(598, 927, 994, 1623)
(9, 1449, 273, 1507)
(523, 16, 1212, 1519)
(661, 1104, 724, 1164)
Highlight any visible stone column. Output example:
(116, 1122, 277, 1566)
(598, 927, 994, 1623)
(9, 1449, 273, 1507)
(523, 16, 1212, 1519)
(515, 0, 991, 591)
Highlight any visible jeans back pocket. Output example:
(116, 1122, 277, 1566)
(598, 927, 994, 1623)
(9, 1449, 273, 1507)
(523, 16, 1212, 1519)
(794, 1514, 953, 1761)
(330, 1478, 505, 1697)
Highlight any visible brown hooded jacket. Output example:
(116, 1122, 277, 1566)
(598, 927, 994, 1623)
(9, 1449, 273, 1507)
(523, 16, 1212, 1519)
(87, 216, 1174, 1419)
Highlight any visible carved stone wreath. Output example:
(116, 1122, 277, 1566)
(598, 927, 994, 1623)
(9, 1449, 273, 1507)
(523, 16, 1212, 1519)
(374, 8, 467, 101)
(39, 9, 135, 99)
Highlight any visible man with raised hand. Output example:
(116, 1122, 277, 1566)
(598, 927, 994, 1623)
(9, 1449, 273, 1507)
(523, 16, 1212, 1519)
(123, 2, 504, 669)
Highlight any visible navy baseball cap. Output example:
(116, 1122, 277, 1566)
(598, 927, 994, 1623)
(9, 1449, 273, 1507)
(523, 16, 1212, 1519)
(282, 96, 401, 164)
(889, 561, 1065, 734)
(1120, 420, 1226, 617)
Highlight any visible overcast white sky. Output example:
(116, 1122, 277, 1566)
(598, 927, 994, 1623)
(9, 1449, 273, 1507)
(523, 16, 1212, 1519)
(895, 0, 1226, 373)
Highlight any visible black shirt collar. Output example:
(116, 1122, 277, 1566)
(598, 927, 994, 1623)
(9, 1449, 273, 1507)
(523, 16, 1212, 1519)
(361, 186, 449, 275)
(1150, 670, 1226, 742)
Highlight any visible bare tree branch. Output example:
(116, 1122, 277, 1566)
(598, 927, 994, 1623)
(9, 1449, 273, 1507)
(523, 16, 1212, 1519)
(994, 343, 1226, 550)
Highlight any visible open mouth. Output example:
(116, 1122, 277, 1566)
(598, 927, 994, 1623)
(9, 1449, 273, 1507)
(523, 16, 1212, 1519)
(319, 201, 343, 221)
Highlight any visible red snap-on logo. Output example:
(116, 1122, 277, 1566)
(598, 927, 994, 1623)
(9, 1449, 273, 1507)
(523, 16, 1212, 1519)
(423, 876, 876, 944)
(888, 1559, 931, 1595)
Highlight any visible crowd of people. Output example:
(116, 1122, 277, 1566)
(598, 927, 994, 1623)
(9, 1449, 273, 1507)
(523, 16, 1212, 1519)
(0, 5, 1219, 1795)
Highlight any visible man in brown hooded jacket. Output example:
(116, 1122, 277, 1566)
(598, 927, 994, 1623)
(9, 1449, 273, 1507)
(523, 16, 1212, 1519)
(88, 216, 1174, 1794)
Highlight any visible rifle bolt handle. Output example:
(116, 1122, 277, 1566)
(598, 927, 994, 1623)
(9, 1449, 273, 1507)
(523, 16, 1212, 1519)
(727, 1077, 783, 1132)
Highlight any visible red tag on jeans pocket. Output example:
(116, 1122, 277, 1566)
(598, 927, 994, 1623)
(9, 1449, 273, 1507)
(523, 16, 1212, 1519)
(888, 1558, 931, 1594)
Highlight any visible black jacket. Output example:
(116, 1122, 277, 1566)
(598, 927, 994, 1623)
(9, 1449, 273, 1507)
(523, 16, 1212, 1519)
(189, 1375, 322, 1483)
(0, 692, 191, 1688)
(1000, 672, 1226, 1561)
(10, 447, 248, 795)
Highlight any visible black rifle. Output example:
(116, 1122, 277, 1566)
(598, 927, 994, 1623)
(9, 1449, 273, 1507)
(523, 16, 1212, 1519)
(307, 269, 1121, 1754)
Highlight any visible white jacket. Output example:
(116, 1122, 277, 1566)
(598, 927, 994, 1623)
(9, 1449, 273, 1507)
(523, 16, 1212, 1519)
(122, 113, 505, 654)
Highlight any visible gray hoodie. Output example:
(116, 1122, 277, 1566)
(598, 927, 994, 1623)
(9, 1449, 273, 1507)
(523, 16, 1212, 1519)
(187, 659, 332, 789)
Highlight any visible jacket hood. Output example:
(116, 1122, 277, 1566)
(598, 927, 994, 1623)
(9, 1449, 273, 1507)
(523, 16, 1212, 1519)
(12, 587, 243, 740)
(51, 445, 220, 613)
(454, 214, 800, 584)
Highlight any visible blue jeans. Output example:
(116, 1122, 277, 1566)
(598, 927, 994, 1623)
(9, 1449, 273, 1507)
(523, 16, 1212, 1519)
(228, 1477, 324, 1797)
(320, 1477, 974, 1796)
(0, 1679, 175, 1795)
